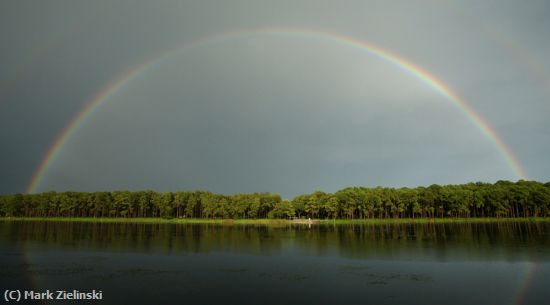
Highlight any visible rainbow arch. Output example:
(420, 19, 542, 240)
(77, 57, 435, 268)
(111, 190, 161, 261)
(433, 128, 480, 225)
(26, 27, 528, 193)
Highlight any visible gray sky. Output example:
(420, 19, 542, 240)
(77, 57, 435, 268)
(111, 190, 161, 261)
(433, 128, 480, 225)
(1, 0, 549, 198)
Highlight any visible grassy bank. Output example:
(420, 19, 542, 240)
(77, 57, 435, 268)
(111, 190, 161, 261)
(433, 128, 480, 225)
(319, 217, 550, 225)
(0, 217, 292, 225)
(0, 216, 549, 225)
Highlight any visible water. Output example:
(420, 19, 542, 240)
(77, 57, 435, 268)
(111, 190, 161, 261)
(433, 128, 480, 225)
(1, 221, 550, 304)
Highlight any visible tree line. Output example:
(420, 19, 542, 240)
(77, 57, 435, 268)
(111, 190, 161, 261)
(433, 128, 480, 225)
(1, 180, 549, 219)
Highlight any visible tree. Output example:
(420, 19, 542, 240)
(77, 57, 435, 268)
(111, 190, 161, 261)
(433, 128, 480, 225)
(271, 200, 295, 219)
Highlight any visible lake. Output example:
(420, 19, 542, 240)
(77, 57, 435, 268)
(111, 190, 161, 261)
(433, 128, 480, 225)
(1, 220, 550, 304)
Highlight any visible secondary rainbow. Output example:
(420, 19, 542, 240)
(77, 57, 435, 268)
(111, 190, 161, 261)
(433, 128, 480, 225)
(26, 26, 528, 193)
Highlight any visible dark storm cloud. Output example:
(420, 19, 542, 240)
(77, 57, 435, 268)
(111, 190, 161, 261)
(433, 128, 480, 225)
(1, 0, 549, 197)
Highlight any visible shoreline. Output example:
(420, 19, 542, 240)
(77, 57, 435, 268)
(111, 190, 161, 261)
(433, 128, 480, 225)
(1, 217, 549, 225)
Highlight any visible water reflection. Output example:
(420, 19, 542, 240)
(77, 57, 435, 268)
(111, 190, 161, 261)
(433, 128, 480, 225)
(1, 221, 550, 305)
(1, 221, 549, 261)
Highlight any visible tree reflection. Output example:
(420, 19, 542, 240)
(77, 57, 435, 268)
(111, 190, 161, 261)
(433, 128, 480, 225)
(1, 221, 549, 262)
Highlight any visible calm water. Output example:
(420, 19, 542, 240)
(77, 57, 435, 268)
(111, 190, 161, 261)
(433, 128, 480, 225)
(1, 221, 550, 305)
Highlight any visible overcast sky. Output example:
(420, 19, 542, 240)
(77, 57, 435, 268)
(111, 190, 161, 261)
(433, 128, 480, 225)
(1, 0, 549, 198)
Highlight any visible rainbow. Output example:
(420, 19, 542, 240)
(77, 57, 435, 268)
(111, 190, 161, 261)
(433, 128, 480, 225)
(25, 27, 528, 193)
(512, 261, 538, 305)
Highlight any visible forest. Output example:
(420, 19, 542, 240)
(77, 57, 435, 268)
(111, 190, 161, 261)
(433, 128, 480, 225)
(1, 180, 549, 219)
